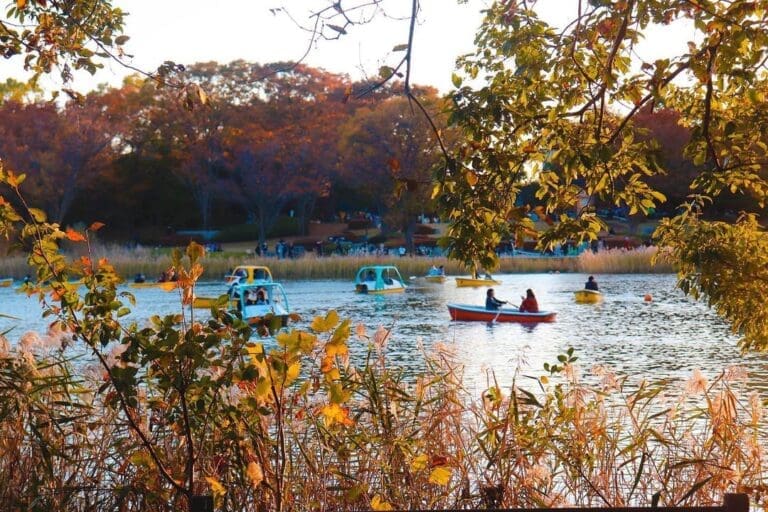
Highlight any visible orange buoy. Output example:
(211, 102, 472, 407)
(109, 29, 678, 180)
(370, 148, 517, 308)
(644, 293, 653, 302)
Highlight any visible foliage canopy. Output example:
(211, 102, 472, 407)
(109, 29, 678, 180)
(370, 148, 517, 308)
(438, 0, 768, 351)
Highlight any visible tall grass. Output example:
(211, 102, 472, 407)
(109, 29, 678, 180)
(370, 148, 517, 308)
(0, 245, 674, 281)
(0, 327, 764, 511)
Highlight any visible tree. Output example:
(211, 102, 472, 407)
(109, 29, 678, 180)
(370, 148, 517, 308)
(438, 0, 768, 350)
(0, 95, 116, 223)
(0, 0, 127, 86)
(338, 91, 451, 251)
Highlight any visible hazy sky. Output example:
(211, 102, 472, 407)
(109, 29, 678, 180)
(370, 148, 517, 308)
(1, 1, 696, 95)
(1, 1, 491, 94)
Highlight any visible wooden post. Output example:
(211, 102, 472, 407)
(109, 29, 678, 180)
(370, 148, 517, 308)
(723, 494, 749, 512)
(190, 495, 213, 512)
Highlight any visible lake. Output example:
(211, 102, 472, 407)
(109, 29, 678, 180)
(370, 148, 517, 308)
(2, 273, 767, 397)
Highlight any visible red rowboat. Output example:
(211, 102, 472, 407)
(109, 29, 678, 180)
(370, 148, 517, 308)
(447, 303, 557, 323)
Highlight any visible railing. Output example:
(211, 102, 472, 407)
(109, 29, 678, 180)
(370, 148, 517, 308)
(386, 494, 749, 512)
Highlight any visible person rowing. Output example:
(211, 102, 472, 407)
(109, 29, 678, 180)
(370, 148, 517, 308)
(485, 288, 508, 310)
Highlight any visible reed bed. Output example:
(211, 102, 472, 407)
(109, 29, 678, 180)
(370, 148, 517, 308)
(0, 245, 673, 282)
(0, 325, 764, 511)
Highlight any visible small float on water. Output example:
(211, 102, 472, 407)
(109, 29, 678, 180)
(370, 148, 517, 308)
(574, 289, 603, 303)
(354, 265, 406, 294)
(0, 277, 13, 287)
(447, 303, 557, 323)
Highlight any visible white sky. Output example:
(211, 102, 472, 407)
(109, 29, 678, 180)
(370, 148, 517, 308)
(0, 1, 697, 95)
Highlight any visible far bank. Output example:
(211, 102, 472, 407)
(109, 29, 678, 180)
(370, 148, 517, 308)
(0, 246, 673, 282)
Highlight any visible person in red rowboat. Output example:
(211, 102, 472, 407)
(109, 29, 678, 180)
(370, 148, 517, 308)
(518, 289, 539, 313)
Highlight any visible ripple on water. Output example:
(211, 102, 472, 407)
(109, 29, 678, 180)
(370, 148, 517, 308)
(1, 274, 766, 398)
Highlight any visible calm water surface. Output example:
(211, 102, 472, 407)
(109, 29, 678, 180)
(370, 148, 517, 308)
(2, 273, 767, 397)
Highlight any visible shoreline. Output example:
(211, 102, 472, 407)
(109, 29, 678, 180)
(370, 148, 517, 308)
(0, 246, 674, 282)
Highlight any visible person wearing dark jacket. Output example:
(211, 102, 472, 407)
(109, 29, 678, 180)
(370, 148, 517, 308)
(585, 275, 599, 291)
(485, 288, 507, 310)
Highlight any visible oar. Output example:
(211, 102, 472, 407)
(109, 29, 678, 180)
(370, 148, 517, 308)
(490, 301, 517, 323)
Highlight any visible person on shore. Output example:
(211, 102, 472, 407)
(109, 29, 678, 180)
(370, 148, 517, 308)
(518, 289, 539, 313)
(485, 288, 507, 310)
(585, 275, 599, 291)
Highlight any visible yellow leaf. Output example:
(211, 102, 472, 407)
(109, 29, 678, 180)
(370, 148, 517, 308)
(285, 361, 300, 384)
(246, 461, 264, 488)
(17, 0, 27, 9)
(321, 403, 354, 427)
(428, 466, 452, 486)
(205, 476, 226, 497)
(325, 339, 348, 358)
(411, 454, 428, 472)
(465, 171, 478, 186)
(371, 495, 393, 511)
(254, 377, 272, 401)
(310, 310, 339, 333)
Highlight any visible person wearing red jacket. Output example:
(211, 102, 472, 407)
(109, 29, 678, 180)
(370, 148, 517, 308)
(519, 289, 539, 313)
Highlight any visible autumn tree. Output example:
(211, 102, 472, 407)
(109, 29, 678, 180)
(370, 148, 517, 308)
(0, 94, 117, 223)
(338, 91, 451, 251)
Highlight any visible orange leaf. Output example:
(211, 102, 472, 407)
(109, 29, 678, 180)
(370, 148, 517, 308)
(387, 158, 401, 172)
(89, 221, 105, 232)
(66, 228, 86, 242)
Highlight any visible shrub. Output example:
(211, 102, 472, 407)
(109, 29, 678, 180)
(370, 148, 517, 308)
(215, 217, 301, 242)
(347, 218, 372, 230)
(415, 224, 438, 235)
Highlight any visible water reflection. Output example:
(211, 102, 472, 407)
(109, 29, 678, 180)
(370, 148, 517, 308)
(2, 273, 767, 399)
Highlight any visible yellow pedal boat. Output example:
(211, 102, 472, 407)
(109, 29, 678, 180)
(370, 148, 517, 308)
(129, 281, 178, 292)
(455, 276, 501, 287)
(574, 289, 603, 303)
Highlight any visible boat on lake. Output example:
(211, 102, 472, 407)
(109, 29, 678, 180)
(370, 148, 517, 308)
(224, 265, 273, 286)
(574, 289, 603, 303)
(129, 281, 178, 291)
(455, 276, 501, 287)
(424, 266, 446, 283)
(192, 295, 234, 309)
(0, 277, 13, 287)
(354, 265, 406, 294)
(228, 282, 295, 335)
(424, 275, 447, 284)
(447, 303, 557, 323)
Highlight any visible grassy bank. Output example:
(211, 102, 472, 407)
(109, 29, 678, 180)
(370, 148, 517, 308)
(0, 245, 674, 282)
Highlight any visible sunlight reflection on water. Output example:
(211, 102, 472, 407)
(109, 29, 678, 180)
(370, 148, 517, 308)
(2, 273, 766, 399)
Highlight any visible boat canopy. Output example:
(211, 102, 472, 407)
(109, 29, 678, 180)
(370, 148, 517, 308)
(354, 265, 405, 288)
(225, 265, 273, 285)
(229, 282, 289, 317)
